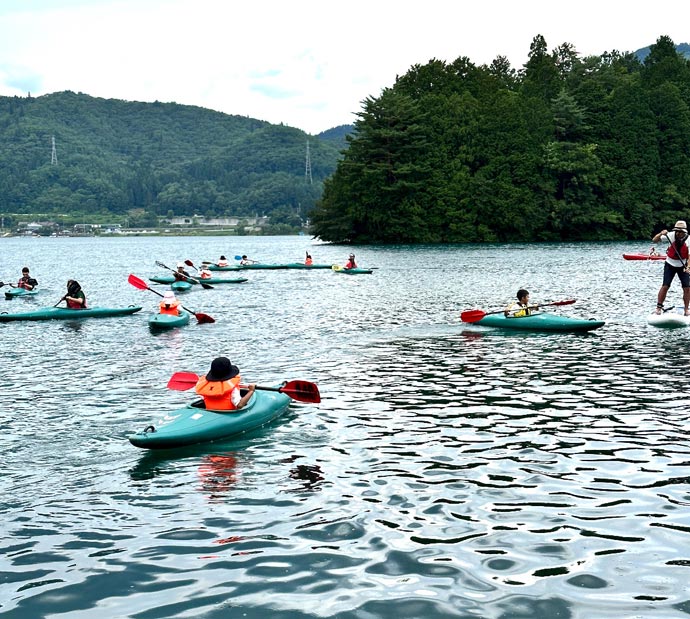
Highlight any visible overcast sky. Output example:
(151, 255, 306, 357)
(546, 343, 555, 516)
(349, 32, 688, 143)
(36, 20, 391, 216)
(0, 0, 688, 134)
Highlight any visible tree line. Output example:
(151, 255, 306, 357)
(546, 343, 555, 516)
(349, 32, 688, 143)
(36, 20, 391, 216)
(309, 35, 690, 243)
(0, 91, 347, 230)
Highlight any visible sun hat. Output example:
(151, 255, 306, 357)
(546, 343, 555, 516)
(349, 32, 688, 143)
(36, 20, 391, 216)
(674, 220, 688, 231)
(176, 262, 184, 268)
(206, 356, 239, 381)
(163, 291, 176, 301)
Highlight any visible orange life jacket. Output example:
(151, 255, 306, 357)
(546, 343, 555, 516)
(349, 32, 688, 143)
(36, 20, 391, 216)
(305, 258, 313, 265)
(194, 375, 241, 410)
(200, 271, 212, 279)
(159, 299, 180, 315)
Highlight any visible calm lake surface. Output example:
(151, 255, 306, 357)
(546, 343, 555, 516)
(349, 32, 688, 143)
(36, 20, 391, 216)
(2, 235, 690, 619)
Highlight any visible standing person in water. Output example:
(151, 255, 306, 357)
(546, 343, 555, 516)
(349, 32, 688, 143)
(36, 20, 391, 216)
(652, 220, 690, 315)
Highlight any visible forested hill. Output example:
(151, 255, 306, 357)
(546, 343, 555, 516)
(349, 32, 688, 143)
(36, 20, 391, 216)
(0, 91, 348, 228)
(310, 35, 690, 244)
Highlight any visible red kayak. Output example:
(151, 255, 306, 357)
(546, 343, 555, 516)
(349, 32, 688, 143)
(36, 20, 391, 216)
(623, 253, 665, 261)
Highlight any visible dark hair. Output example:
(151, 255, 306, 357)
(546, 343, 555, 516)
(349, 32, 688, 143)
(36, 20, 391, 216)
(517, 288, 529, 300)
(67, 280, 81, 295)
(22, 266, 29, 273)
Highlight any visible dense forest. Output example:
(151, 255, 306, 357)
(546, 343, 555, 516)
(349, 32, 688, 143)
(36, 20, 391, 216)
(0, 91, 348, 230)
(310, 35, 690, 243)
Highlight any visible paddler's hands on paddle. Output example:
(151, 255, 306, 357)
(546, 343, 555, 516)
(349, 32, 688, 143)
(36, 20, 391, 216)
(237, 384, 256, 409)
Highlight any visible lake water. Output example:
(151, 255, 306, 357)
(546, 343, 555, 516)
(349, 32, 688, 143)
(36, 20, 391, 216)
(1, 235, 690, 619)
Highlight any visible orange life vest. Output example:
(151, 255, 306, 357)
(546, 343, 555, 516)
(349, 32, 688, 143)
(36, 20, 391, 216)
(159, 299, 180, 316)
(200, 271, 212, 279)
(305, 258, 313, 265)
(194, 375, 241, 410)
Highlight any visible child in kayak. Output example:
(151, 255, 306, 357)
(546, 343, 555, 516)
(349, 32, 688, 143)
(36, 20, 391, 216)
(64, 280, 86, 309)
(199, 266, 213, 279)
(504, 289, 538, 317)
(159, 291, 181, 316)
(194, 357, 255, 411)
(17, 267, 38, 290)
(174, 263, 191, 281)
(344, 253, 357, 269)
(305, 252, 313, 266)
(217, 255, 229, 267)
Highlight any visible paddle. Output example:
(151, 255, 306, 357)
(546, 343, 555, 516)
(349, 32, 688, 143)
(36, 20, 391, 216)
(184, 259, 199, 272)
(128, 274, 215, 324)
(460, 299, 577, 323)
(155, 260, 214, 289)
(166, 371, 321, 403)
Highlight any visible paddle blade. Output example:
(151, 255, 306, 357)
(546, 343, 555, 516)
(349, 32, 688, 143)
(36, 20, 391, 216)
(551, 299, 576, 306)
(128, 274, 149, 290)
(199, 282, 214, 290)
(193, 312, 215, 324)
(279, 380, 321, 403)
(460, 310, 486, 323)
(167, 371, 199, 390)
(184, 259, 195, 267)
(234, 255, 242, 260)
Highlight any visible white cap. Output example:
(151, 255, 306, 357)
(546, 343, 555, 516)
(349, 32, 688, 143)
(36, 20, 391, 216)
(163, 291, 176, 300)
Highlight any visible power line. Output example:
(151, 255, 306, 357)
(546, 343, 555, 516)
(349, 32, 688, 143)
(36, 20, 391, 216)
(51, 135, 58, 165)
(305, 140, 312, 185)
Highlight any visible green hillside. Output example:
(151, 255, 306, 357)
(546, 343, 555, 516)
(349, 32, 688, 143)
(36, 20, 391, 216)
(0, 91, 348, 231)
(311, 35, 690, 243)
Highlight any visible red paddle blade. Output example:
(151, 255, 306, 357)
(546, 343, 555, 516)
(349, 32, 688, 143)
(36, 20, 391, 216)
(167, 371, 199, 390)
(279, 380, 321, 403)
(184, 259, 195, 267)
(194, 312, 215, 324)
(128, 274, 149, 290)
(551, 299, 576, 306)
(460, 310, 486, 323)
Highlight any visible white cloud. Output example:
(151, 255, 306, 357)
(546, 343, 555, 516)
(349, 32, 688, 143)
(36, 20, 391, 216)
(0, 0, 688, 134)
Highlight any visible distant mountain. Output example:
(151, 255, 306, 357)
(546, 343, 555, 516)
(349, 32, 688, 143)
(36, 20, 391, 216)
(317, 124, 354, 152)
(0, 91, 346, 229)
(634, 42, 690, 61)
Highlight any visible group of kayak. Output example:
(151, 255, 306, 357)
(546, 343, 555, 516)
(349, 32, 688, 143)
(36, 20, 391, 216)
(201, 252, 374, 274)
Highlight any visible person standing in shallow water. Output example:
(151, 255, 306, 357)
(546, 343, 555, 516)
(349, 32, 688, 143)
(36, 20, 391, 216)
(652, 220, 690, 315)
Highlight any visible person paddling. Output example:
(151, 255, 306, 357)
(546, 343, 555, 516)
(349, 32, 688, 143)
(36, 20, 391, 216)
(652, 220, 690, 315)
(194, 357, 256, 411)
(344, 253, 357, 269)
(199, 266, 213, 279)
(305, 252, 313, 266)
(174, 263, 191, 281)
(504, 288, 538, 317)
(217, 255, 229, 267)
(64, 280, 86, 308)
(239, 255, 257, 265)
(17, 267, 38, 290)
(159, 290, 181, 316)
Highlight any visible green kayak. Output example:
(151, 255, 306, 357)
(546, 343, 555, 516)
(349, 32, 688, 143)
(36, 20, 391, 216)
(149, 276, 248, 285)
(4, 287, 39, 299)
(129, 387, 291, 449)
(332, 266, 373, 275)
(0, 306, 142, 322)
(148, 310, 191, 330)
(203, 264, 241, 271)
(171, 280, 193, 292)
(475, 312, 604, 332)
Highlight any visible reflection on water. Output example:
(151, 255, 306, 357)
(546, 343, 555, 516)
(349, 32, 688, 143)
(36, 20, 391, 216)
(2, 237, 690, 618)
